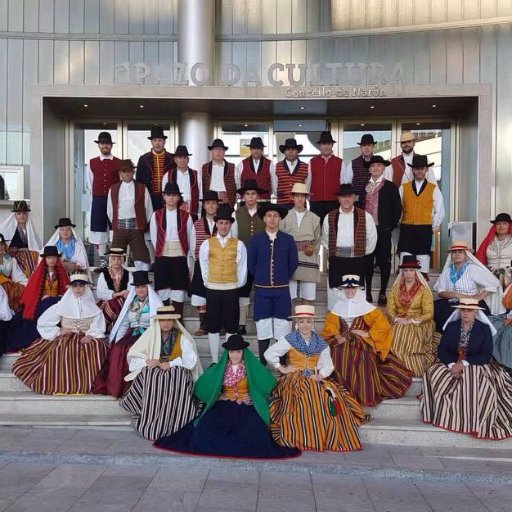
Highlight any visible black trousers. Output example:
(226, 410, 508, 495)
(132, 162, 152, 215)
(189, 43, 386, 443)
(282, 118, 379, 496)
(205, 288, 240, 334)
(310, 201, 338, 224)
(364, 227, 392, 295)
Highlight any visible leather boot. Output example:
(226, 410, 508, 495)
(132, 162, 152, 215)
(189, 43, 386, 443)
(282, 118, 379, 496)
(258, 339, 270, 366)
(172, 301, 185, 324)
(195, 312, 207, 336)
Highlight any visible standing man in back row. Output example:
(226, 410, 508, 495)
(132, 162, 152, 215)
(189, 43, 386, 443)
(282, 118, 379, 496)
(343, 133, 375, 204)
(202, 139, 237, 208)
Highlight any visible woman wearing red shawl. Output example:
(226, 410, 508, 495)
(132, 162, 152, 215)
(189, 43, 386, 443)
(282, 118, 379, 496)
(476, 213, 512, 290)
(4, 246, 69, 353)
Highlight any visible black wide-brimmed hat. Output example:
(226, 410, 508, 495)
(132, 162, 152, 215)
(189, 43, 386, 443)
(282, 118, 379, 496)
(148, 126, 167, 140)
(163, 183, 182, 196)
(40, 245, 61, 258)
(174, 145, 192, 157)
(245, 137, 266, 149)
(94, 132, 115, 144)
(203, 190, 220, 202)
(214, 204, 235, 223)
(399, 255, 421, 269)
(491, 213, 512, 224)
(236, 179, 267, 196)
(208, 139, 229, 151)
(357, 134, 376, 146)
(279, 138, 303, 153)
(407, 154, 434, 168)
(55, 217, 76, 229)
(222, 334, 250, 350)
(130, 270, 152, 286)
(365, 155, 391, 168)
(257, 202, 288, 220)
(335, 184, 356, 196)
(11, 200, 30, 212)
(317, 131, 336, 144)
(106, 247, 127, 258)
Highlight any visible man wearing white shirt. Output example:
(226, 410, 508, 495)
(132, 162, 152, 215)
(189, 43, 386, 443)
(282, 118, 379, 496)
(150, 183, 194, 320)
(161, 145, 202, 221)
(199, 205, 247, 363)
(322, 183, 377, 309)
(107, 159, 152, 272)
(398, 154, 445, 279)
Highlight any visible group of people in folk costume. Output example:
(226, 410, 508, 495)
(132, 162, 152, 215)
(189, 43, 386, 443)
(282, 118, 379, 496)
(1, 127, 512, 458)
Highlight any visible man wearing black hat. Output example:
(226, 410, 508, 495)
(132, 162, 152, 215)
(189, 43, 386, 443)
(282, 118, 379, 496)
(342, 133, 375, 202)
(248, 203, 298, 364)
(322, 183, 377, 308)
(271, 138, 311, 209)
(235, 137, 274, 202)
(232, 180, 267, 335)
(199, 205, 247, 363)
(361, 155, 402, 305)
(150, 182, 194, 320)
(190, 190, 220, 336)
(202, 139, 237, 207)
(309, 131, 344, 222)
(136, 126, 176, 212)
(398, 154, 445, 278)
(162, 145, 202, 221)
(107, 159, 153, 271)
(88, 132, 121, 263)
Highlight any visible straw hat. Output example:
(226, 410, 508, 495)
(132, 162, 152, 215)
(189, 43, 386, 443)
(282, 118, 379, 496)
(69, 273, 92, 285)
(153, 305, 181, 320)
(290, 304, 320, 319)
(452, 298, 484, 310)
(400, 132, 415, 143)
(290, 183, 310, 196)
(449, 240, 472, 252)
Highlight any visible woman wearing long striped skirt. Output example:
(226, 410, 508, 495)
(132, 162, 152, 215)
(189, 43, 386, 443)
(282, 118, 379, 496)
(266, 305, 366, 452)
(121, 306, 202, 441)
(422, 298, 512, 440)
(387, 256, 437, 377)
(322, 275, 412, 407)
(12, 274, 108, 394)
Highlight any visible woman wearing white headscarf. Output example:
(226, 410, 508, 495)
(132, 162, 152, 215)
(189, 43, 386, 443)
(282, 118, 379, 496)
(92, 270, 162, 397)
(433, 240, 503, 332)
(422, 298, 512, 440)
(12, 273, 108, 394)
(121, 306, 202, 440)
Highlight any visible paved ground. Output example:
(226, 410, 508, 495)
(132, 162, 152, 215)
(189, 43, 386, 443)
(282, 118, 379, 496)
(1, 427, 512, 511)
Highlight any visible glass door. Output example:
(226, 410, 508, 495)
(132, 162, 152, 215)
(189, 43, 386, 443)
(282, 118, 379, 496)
(219, 122, 271, 167)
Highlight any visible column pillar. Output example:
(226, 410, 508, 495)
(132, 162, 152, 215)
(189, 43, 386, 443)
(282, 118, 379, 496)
(180, 112, 212, 173)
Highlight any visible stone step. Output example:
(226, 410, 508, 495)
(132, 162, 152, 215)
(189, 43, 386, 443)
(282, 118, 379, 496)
(0, 414, 131, 427)
(366, 397, 420, 420)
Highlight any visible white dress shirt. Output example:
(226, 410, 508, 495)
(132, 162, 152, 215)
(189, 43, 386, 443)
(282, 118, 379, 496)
(107, 181, 153, 225)
(294, 209, 306, 227)
(161, 168, 203, 216)
(210, 162, 227, 192)
(398, 180, 445, 229)
(149, 208, 195, 255)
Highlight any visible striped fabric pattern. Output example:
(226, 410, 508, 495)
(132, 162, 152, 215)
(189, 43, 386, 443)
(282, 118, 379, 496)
(120, 366, 196, 441)
(10, 249, 39, 279)
(421, 361, 512, 440)
(12, 333, 109, 394)
(270, 371, 366, 451)
(99, 296, 125, 333)
(331, 317, 413, 406)
(0, 278, 25, 311)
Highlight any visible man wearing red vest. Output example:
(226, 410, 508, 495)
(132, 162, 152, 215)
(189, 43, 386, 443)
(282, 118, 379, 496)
(309, 131, 344, 222)
(149, 182, 194, 321)
(88, 132, 121, 264)
(271, 138, 311, 209)
(343, 133, 375, 204)
(202, 139, 237, 207)
(162, 145, 202, 221)
(235, 137, 274, 201)
(136, 126, 176, 212)
(107, 159, 153, 271)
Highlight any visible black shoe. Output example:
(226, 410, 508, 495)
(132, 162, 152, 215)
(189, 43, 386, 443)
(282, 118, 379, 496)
(237, 325, 247, 335)
(366, 293, 373, 303)
(378, 294, 387, 306)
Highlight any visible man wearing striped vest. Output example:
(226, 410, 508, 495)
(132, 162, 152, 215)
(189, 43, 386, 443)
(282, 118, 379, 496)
(190, 190, 220, 336)
(271, 138, 311, 209)
(149, 182, 195, 321)
(202, 139, 237, 207)
(342, 133, 375, 205)
(107, 159, 153, 271)
(398, 154, 445, 279)
(199, 205, 247, 363)
(162, 145, 202, 222)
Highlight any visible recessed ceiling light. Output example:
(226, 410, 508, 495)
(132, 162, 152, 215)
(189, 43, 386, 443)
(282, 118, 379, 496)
(432, 104, 437, 108)
(83, 104, 88, 108)
(244, 124, 248, 127)
(370, 105, 375, 109)
(139, 105, 144, 108)
(298, 123, 303, 127)
(299, 106, 305, 110)
(360, 123, 365, 127)
(416, 122, 421, 126)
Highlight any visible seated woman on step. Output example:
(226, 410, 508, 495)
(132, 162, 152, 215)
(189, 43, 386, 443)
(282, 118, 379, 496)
(266, 305, 367, 452)
(92, 270, 162, 398)
(155, 334, 300, 459)
(0, 233, 28, 311)
(489, 282, 512, 373)
(433, 240, 503, 332)
(12, 273, 108, 394)
(321, 275, 412, 407)
(95, 247, 130, 332)
(0, 286, 14, 356)
(421, 298, 512, 440)
(121, 306, 202, 441)
(387, 255, 437, 377)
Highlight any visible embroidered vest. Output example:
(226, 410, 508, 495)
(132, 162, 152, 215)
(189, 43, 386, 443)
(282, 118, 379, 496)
(401, 182, 436, 226)
(193, 217, 217, 259)
(165, 168, 200, 215)
(154, 208, 190, 257)
(275, 160, 309, 205)
(390, 155, 406, 188)
(223, 377, 250, 402)
(202, 161, 237, 207)
(101, 268, 129, 293)
(110, 181, 148, 231)
(42, 274, 60, 297)
(351, 155, 371, 195)
(309, 155, 343, 201)
(327, 208, 367, 257)
(208, 237, 238, 283)
(240, 158, 272, 199)
(90, 156, 121, 196)
(288, 347, 320, 372)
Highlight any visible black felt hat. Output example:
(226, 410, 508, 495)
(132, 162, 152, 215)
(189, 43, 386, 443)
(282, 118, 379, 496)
(365, 155, 391, 168)
(245, 137, 266, 149)
(163, 183, 182, 196)
(335, 184, 356, 196)
(236, 179, 267, 196)
(130, 271, 152, 286)
(357, 134, 376, 146)
(222, 334, 250, 350)
(317, 131, 336, 144)
(208, 139, 229, 151)
(214, 204, 235, 223)
(257, 202, 288, 220)
(203, 190, 220, 202)
(148, 126, 167, 140)
(490, 213, 512, 224)
(55, 217, 76, 229)
(94, 132, 115, 144)
(407, 154, 434, 168)
(11, 200, 30, 212)
(174, 145, 192, 157)
(279, 138, 303, 153)
(399, 255, 421, 269)
(40, 245, 61, 258)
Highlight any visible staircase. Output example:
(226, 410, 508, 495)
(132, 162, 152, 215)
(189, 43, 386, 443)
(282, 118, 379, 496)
(2, 271, 512, 449)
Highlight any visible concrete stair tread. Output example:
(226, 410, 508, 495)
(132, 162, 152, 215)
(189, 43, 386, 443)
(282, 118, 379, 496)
(0, 414, 131, 426)
(0, 390, 122, 401)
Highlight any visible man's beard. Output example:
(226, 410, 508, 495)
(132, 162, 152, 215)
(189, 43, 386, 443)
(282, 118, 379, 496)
(402, 147, 413, 155)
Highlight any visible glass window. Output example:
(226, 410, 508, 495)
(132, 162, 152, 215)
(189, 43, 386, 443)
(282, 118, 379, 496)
(220, 123, 270, 167)
(343, 123, 392, 162)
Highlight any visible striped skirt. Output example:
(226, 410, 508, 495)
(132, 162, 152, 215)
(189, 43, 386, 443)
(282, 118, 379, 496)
(98, 297, 125, 333)
(120, 366, 196, 441)
(12, 333, 109, 395)
(0, 278, 24, 312)
(421, 362, 512, 440)
(269, 372, 367, 452)
(10, 249, 39, 279)
(331, 331, 413, 407)
(391, 320, 437, 377)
